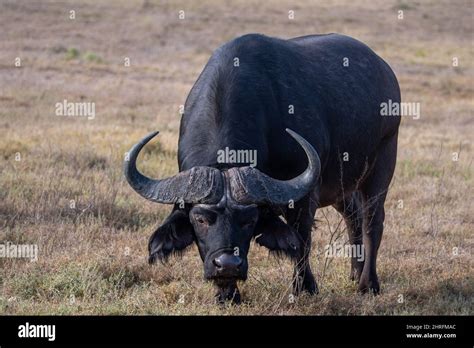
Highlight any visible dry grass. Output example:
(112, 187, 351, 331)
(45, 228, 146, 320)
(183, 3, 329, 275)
(0, 0, 472, 315)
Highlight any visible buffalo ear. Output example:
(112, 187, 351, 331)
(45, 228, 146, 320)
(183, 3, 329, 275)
(148, 209, 194, 264)
(253, 212, 302, 259)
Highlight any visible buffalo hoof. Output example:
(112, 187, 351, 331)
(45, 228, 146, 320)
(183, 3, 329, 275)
(358, 275, 380, 295)
(215, 284, 241, 305)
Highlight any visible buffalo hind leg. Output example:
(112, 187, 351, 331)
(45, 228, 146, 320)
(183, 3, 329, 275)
(333, 192, 364, 282)
(359, 134, 398, 294)
(287, 193, 318, 295)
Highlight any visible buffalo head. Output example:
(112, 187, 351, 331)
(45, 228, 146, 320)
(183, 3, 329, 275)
(124, 129, 320, 303)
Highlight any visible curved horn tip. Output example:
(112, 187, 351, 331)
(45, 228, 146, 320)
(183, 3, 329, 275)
(284, 127, 321, 176)
(123, 130, 160, 176)
(141, 130, 160, 143)
(285, 128, 301, 140)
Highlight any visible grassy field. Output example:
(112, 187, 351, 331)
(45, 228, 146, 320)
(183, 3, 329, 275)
(0, 0, 472, 315)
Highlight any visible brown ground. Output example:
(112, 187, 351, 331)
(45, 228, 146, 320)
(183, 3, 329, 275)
(0, 0, 472, 314)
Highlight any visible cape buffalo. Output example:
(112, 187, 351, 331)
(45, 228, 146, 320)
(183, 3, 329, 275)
(124, 33, 400, 304)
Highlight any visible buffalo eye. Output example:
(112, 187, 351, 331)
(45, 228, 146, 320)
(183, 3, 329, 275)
(190, 206, 219, 228)
(192, 212, 216, 226)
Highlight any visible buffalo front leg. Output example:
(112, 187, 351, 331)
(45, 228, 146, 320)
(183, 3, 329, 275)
(287, 193, 318, 295)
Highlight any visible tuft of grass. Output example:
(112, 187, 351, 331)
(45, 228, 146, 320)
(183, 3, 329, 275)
(394, 1, 417, 11)
(83, 51, 103, 63)
(65, 48, 103, 63)
(65, 47, 80, 60)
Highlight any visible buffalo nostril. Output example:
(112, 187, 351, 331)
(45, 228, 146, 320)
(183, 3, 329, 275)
(213, 258, 223, 269)
(213, 253, 243, 273)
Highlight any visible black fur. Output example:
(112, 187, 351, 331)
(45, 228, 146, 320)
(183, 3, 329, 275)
(148, 209, 194, 264)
